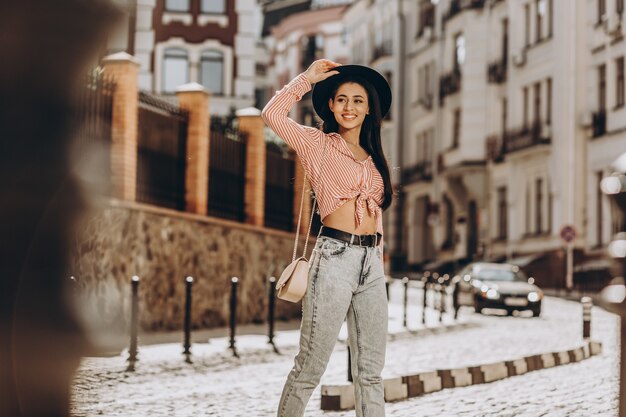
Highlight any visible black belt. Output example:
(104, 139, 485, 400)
(320, 226, 382, 248)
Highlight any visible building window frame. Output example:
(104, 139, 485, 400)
(162, 47, 189, 93)
(165, 0, 190, 12)
(200, 0, 226, 14)
(616, 56, 625, 109)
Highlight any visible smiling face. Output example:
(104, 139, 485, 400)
(328, 82, 370, 133)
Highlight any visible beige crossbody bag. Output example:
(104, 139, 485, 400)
(276, 141, 328, 303)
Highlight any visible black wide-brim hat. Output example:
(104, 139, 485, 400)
(312, 65, 392, 121)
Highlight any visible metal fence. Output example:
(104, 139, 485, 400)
(74, 71, 115, 193)
(208, 116, 246, 221)
(264, 143, 295, 231)
(136, 92, 188, 210)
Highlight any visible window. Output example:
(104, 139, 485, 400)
(536, 0, 544, 42)
(452, 108, 461, 148)
(535, 178, 543, 234)
(548, 0, 553, 36)
(200, 50, 224, 95)
(533, 82, 541, 125)
(454, 33, 466, 69)
(598, 0, 607, 23)
(616, 56, 625, 108)
(502, 18, 509, 59)
(524, 3, 531, 46)
(165, 0, 189, 12)
(618, 0, 624, 14)
(444, 195, 455, 249)
(201, 0, 226, 14)
(497, 186, 508, 240)
(162, 48, 188, 93)
(599, 63, 607, 111)
(501, 97, 507, 135)
(597, 171, 604, 246)
(546, 78, 552, 125)
(523, 86, 529, 128)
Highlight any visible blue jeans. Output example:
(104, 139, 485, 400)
(277, 235, 388, 417)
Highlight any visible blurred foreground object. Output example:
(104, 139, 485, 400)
(599, 152, 626, 417)
(0, 0, 119, 416)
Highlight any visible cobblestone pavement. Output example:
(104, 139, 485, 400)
(71, 281, 619, 417)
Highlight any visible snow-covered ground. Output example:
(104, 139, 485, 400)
(71, 280, 619, 417)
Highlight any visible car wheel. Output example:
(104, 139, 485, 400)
(474, 304, 483, 314)
(506, 309, 514, 316)
(532, 308, 541, 317)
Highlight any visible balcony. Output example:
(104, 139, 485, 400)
(487, 58, 507, 84)
(486, 134, 505, 162)
(443, 0, 486, 24)
(371, 40, 393, 62)
(417, 4, 435, 38)
(592, 110, 607, 138)
(503, 123, 551, 154)
(402, 161, 433, 184)
(439, 68, 462, 105)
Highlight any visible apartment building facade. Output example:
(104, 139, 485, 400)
(393, 0, 626, 288)
(107, 0, 261, 115)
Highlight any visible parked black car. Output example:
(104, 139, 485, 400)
(454, 262, 543, 317)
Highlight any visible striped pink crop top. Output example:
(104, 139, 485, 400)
(262, 73, 385, 252)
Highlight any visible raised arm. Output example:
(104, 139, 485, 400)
(261, 59, 341, 159)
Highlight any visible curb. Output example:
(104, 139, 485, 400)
(320, 340, 602, 411)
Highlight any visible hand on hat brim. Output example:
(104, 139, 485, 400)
(305, 59, 342, 84)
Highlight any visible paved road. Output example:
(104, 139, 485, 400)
(71, 281, 619, 416)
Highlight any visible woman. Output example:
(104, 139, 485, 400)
(262, 59, 393, 417)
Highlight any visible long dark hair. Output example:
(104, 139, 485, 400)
(318, 75, 393, 211)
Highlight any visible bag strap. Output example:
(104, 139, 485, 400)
(291, 139, 329, 262)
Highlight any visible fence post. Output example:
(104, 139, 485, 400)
(102, 52, 140, 201)
(126, 275, 140, 372)
(438, 276, 445, 323)
(229, 277, 239, 358)
(268, 276, 279, 354)
(176, 83, 209, 215)
(402, 277, 409, 328)
(581, 296, 592, 339)
(453, 278, 461, 320)
(238, 108, 266, 226)
(183, 276, 193, 362)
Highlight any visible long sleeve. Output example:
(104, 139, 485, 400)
(261, 73, 323, 163)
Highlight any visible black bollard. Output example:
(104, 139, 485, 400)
(229, 277, 239, 358)
(582, 296, 592, 339)
(453, 278, 461, 320)
(438, 277, 444, 323)
(347, 346, 353, 382)
(126, 276, 140, 372)
(183, 276, 193, 362)
(402, 277, 409, 328)
(422, 273, 429, 325)
(268, 277, 279, 354)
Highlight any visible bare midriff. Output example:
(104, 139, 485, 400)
(322, 197, 378, 235)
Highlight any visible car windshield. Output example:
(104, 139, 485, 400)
(474, 268, 526, 282)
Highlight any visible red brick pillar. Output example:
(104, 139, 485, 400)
(176, 83, 210, 215)
(238, 108, 266, 226)
(293, 155, 312, 235)
(102, 52, 140, 201)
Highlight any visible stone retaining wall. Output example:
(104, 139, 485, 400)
(71, 199, 307, 335)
